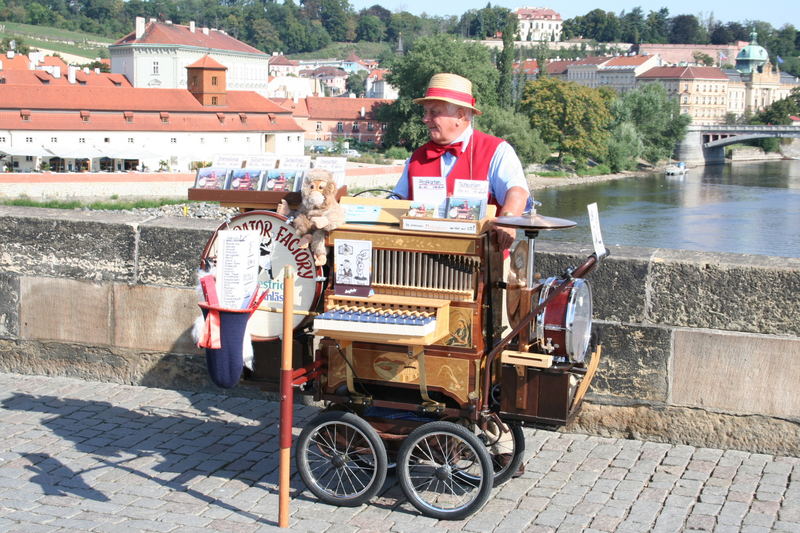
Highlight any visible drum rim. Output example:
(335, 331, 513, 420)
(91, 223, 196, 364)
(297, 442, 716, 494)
(200, 210, 323, 341)
(564, 278, 592, 361)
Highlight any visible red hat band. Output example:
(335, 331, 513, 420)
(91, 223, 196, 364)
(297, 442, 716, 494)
(424, 87, 476, 107)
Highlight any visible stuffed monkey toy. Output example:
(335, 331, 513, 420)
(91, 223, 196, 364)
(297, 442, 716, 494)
(291, 169, 345, 266)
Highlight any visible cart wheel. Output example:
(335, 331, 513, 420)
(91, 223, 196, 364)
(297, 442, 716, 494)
(477, 420, 526, 486)
(296, 410, 387, 507)
(397, 421, 493, 520)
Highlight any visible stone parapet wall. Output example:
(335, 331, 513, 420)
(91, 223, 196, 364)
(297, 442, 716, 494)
(0, 206, 798, 454)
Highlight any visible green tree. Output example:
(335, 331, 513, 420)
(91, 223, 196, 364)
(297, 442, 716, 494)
(520, 77, 612, 164)
(643, 8, 670, 43)
(604, 121, 643, 172)
(610, 83, 690, 163)
(496, 12, 516, 108)
(475, 105, 549, 164)
(620, 7, 646, 44)
(356, 14, 386, 42)
(346, 70, 368, 97)
(693, 51, 714, 66)
(376, 35, 499, 149)
(669, 14, 704, 44)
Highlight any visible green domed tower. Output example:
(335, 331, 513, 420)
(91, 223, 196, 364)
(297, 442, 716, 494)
(736, 30, 769, 74)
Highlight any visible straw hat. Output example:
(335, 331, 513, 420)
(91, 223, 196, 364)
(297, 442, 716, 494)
(413, 73, 482, 115)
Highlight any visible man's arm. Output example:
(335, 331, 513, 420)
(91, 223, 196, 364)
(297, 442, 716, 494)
(488, 142, 532, 249)
(495, 186, 529, 249)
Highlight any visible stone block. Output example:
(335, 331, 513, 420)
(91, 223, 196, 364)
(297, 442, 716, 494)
(20, 277, 111, 345)
(537, 243, 651, 324)
(590, 322, 671, 402)
(137, 217, 218, 287)
(0, 273, 19, 338)
(571, 402, 800, 457)
(672, 329, 800, 418)
(0, 206, 143, 281)
(649, 249, 800, 336)
(112, 284, 201, 353)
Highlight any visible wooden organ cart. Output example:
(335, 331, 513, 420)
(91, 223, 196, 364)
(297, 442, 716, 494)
(192, 189, 605, 521)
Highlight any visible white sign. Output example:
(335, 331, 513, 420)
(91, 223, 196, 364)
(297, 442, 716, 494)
(203, 212, 322, 340)
(246, 154, 278, 169)
(453, 179, 488, 199)
(587, 203, 607, 258)
(278, 155, 312, 170)
(215, 230, 260, 309)
(401, 217, 478, 235)
(412, 176, 447, 217)
(213, 154, 245, 168)
(334, 239, 372, 287)
(313, 156, 347, 188)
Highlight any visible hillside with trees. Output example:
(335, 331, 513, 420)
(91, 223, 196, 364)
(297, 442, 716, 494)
(1, 1, 797, 75)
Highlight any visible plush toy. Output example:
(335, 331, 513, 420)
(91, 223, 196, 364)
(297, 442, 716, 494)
(292, 169, 345, 266)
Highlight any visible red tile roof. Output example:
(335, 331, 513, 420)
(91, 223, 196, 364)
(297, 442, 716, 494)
(271, 98, 310, 117)
(603, 55, 653, 67)
(268, 55, 299, 66)
(114, 21, 265, 56)
(186, 55, 227, 70)
(40, 56, 68, 70)
(0, 70, 132, 87)
(545, 60, 575, 75)
(0, 84, 289, 113)
(368, 69, 389, 81)
(638, 66, 729, 80)
(573, 56, 609, 66)
(0, 53, 30, 70)
(514, 7, 562, 20)
(303, 97, 390, 120)
(514, 59, 539, 74)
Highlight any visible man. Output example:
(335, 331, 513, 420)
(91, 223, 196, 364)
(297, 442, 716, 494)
(392, 72, 531, 249)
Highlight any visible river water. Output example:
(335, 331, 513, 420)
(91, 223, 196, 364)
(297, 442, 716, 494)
(533, 159, 800, 258)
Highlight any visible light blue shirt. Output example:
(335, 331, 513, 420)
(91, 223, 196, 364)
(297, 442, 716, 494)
(392, 126, 532, 208)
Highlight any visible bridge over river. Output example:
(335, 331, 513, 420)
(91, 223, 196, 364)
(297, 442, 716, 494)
(676, 124, 800, 165)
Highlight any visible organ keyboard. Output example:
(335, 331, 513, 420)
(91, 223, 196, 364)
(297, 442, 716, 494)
(313, 294, 450, 345)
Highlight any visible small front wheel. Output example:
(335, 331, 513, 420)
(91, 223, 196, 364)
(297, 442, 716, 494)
(396, 421, 493, 520)
(296, 410, 387, 507)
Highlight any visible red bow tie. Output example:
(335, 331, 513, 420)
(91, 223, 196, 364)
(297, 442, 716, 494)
(424, 141, 463, 160)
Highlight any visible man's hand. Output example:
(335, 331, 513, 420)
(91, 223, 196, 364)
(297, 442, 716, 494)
(494, 225, 517, 249)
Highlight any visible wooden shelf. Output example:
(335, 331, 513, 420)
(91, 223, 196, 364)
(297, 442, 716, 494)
(187, 188, 291, 210)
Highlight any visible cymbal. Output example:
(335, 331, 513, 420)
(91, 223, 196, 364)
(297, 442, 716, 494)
(495, 213, 577, 230)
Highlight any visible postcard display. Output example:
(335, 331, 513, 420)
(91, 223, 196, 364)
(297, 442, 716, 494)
(192, 154, 321, 193)
(402, 177, 491, 234)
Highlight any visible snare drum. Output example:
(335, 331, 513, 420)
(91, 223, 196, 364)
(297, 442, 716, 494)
(200, 211, 323, 340)
(534, 277, 592, 363)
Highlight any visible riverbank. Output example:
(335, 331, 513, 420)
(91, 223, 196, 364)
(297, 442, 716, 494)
(527, 169, 645, 191)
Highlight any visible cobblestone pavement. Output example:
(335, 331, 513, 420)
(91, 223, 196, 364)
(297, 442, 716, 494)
(0, 373, 798, 533)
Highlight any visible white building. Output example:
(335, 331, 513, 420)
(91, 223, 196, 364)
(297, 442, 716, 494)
(365, 69, 398, 99)
(597, 55, 662, 93)
(110, 17, 271, 97)
(514, 7, 563, 42)
(0, 57, 303, 173)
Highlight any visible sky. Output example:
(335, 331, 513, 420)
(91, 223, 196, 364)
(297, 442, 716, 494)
(347, 0, 797, 30)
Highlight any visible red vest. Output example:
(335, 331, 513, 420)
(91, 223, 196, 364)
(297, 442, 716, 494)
(407, 129, 504, 206)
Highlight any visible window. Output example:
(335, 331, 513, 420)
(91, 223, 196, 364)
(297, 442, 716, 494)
(367, 122, 374, 132)
(104, 137, 110, 143)
(128, 137, 134, 143)
(352, 122, 360, 132)
(123, 111, 134, 123)
(0, 137, 5, 143)
(211, 76, 218, 86)
(224, 137, 228, 143)
(78, 138, 86, 144)
(170, 138, 177, 144)
(316, 122, 322, 132)
(211, 96, 218, 105)
(153, 61, 159, 75)
(80, 110, 90, 122)
(26, 156, 33, 161)
(20, 110, 31, 121)
(160, 112, 169, 124)
(50, 137, 57, 143)
(336, 122, 344, 133)
(26, 137, 32, 143)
